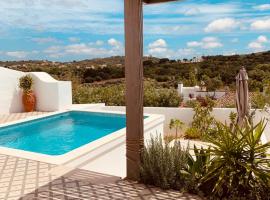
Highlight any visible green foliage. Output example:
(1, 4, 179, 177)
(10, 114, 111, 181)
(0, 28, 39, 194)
(202, 75, 223, 91)
(19, 75, 33, 92)
(140, 136, 188, 190)
(141, 120, 270, 199)
(184, 146, 211, 193)
(252, 92, 266, 109)
(185, 99, 216, 140)
(73, 84, 125, 106)
(143, 81, 182, 107)
(73, 81, 182, 107)
(184, 127, 202, 140)
(200, 120, 270, 199)
(169, 119, 184, 138)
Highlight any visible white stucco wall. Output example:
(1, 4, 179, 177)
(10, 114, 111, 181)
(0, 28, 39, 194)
(0, 67, 25, 114)
(30, 72, 72, 112)
(98, 106, 270, 142)
(0, 67, 72, 114)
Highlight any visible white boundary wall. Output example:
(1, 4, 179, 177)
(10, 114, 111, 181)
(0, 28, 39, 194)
(0, 67, 24, 113)
(99, 106, 270, 143)
(0, 67, 72, 114)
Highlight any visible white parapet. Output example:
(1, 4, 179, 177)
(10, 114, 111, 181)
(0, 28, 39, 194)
(0, 67, 72, 114)
(0, 67, 24, 114)
(30, 72, 72, 112)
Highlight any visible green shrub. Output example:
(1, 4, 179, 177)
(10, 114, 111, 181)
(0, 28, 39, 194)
(184, 146, 210, 194)
(73, 84, 125, 106)
(184, 127, 201, 140)
(184, 100, 216, 140)
(200, 120, 270, 199)
(140, 136, 189, 190)
(73, 81, 182, 107)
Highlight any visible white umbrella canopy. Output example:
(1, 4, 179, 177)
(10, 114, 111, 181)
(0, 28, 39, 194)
(236, 66, 250, 125)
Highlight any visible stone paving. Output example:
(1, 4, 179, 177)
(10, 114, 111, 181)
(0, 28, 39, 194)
(0, 153, 202, 200)
(0, 112, 48, 124)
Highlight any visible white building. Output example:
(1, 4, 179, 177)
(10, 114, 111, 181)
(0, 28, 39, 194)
(177, 83, 226, 102)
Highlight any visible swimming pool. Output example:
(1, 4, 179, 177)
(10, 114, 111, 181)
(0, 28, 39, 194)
(0, 111, 126, 155)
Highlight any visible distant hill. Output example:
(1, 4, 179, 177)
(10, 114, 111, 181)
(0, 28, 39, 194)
(2, 51, 270, 92)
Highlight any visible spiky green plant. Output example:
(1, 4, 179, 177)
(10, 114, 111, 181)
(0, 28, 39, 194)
(19, 75, 33, 93)
(184, 145, 210, 193)
(169, 119, 184, 138)
(200, 120, 270, 199)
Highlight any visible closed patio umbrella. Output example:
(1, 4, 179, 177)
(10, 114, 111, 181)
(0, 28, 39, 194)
(236, 66, 250, 125)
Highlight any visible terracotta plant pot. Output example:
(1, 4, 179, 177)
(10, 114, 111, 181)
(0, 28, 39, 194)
(22, 91, 36, 112)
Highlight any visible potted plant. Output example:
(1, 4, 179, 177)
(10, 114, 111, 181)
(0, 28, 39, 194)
(19, 75, 36, 112)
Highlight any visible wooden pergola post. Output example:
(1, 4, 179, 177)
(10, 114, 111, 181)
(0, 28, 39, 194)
(124, 0, 180, 181)
(124, 0, 144, 180)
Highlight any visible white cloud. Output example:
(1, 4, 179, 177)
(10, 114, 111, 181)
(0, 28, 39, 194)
(187, 41, 202, 48)
(6, 51, 28, 59)
(148, 39, 169, 57)
(257, 35, 268, 43)
(108, 38, 123, 50)
(254, 4, 270, 11)
(205, 18, 239, 33)
(187, 37, 223, 49)
(148, 39, 167, 48)
(248, 35, 269, 52)
(248, 42, 263, 50)
(32, 37, 59, 44)
(251, 18, 270, 31)
(44, 39, 124, 59)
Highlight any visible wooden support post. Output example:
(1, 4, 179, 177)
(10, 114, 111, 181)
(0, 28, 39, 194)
(124, 0, 144, 180)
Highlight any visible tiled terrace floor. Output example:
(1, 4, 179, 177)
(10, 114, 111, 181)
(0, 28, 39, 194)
(0, 153, 201, 200)
(0, 112, 48, 124)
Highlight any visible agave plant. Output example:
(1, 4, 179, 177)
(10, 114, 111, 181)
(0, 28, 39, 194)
(200, 120, 270, 199)
(183, 145, 210, 193)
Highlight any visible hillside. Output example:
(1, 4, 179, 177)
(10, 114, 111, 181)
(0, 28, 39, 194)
(2, 51, 270, 92)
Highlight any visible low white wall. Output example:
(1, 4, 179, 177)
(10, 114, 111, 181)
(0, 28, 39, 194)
(0, 67, 25, 114)
(30, 72, 72, 112)
(99, 106, 270, 141)
(0, 67, 72, 114)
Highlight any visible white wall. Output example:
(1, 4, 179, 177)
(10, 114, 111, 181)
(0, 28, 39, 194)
(177, 83, 226, 102)
(0, 67, 72, 114)
(30, 72, 72, 112)
(99, 106, 269, 141)
(0, 67, 25, 114)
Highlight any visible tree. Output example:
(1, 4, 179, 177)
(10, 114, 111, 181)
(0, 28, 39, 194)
(169, 119, 184, 138)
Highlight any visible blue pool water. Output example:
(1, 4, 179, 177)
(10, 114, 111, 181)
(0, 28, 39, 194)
(0, 111, 126, 155)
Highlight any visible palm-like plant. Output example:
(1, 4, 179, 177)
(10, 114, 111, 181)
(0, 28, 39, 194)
(200, 120, 270, 199)
(169, 119, 184, 138)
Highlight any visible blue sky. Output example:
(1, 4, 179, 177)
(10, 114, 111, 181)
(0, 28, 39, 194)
(0, 0, 270, 61)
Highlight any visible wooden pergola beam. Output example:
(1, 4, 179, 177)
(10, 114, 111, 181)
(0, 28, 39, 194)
(124, 0, 181, 181)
